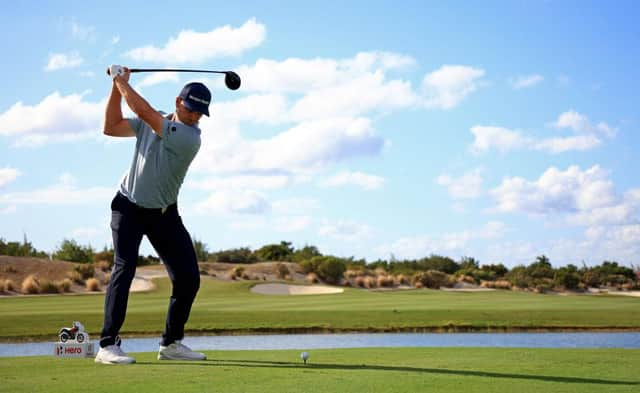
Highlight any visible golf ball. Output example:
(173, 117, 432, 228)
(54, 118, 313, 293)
(301, 351, 309, 362)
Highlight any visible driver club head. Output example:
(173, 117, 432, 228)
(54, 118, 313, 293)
(224, 71, 241, 90)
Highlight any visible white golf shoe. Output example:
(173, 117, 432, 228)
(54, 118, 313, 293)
(158, 340, 206, 361)
(94, 344, 136, 364)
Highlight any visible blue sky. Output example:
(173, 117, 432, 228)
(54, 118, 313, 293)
(1, 1, 639, 267)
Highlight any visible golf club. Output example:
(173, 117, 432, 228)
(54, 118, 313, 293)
(107, 67, 241, 90)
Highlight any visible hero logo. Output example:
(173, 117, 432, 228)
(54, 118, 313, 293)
(64, 347, 82, 354)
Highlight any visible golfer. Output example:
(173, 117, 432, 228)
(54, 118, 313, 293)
(95, 65, 208, 364)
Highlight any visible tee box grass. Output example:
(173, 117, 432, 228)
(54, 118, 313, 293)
(0, 348, 638, 393)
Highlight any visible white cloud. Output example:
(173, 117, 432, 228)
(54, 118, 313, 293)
(237, 52, 416, 94)
(552, 110, 616, 137)
(377, 221, 506, 260)
(437, 168, 483, 199)
(319, 220, 373, 241)
(126, 18, 266, 64)
(193, 116, 386, 175)
(134, 72, 179, 89)
(195, 189, 270, 215)
(533, 135, 601, 153)
(422, 65, 485, 109)
(0, 167, 21, 188)
(0, 174, 112, 206)
(188, 174, 295, 191)
(471, 111, 614, 154)
(489, 165, 640, 229)
(111, 35, 120, 45)
(470, 126, 530, 153)
(0, 91, 103, 146)
(320, 171, 384, 190)
(510, 74, 543, 89)
(289, 71, 417, 121)
(45, 52, 84, 71)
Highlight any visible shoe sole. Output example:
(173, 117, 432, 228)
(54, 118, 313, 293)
(95, 357, 136, 364)
(157, 353, 206, 361)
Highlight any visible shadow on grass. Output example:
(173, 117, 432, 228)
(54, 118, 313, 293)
(137, 359, 638, 386)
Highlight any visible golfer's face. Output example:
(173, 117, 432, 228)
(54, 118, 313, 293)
(177, 98, 204, 126)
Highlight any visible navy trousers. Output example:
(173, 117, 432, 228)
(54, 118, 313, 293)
(100, 193, 200, 348)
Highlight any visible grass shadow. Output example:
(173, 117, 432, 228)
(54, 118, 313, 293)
(137, 359, 639, 386)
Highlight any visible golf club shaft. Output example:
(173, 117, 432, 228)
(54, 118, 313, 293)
(129, 68, 229, 74)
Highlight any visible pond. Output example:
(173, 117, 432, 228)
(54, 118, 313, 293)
(1, 332, 639, 357)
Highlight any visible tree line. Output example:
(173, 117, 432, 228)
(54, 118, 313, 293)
(2, 237, 639, 291)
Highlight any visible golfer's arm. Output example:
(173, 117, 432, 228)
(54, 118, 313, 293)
(114, 79, 164, 137)
(103, 84, 134, 137)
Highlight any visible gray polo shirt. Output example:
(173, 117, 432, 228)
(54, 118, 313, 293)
(118, 115, 201, 208)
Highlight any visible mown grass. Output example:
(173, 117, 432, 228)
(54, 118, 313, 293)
(1, 277, 639, 341)
(0, 348, 638, 393)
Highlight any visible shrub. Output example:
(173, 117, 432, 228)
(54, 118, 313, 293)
(96, 260, 112, 272)
(5, 279, 15, 292)
(67, 270, 84, 285)
(53, 239, 94, 263)
(102, 273, 111, 285)
(554, 269, 581, 290)
(481, 280, 512, 290)
(395, 274, 409, 286)
(306, 273, 319, 284)
(85, 278, 100, 291)
(300, 259, 322, 275)
(364, 276, 376, 289)
(74, 264, 95, 279)
(3, 265, 18, 273)
(413, 270, 452, 289)
(376, 275, 394, 287)
(242, 272, 251, 280)
(414, 281, 424, 289)
(276, 263, 290, 279)
(39, 279, 60, 294)
(355, 276, 366, 288)
(233, 266, 245, 278)
(316, 257, 347, 284)
(21, 275, 40, 294)
(59, 278, 72, 293)
(0, 279, 5, 292)
(209, 247, 258, 264)
(255, 241, 294, 261)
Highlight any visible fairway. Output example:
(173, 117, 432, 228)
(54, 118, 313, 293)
(0, 348, 638, 393)
(1, 277, 639, 341)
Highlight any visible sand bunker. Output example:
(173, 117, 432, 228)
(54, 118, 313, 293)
(251, 283, 344, 295)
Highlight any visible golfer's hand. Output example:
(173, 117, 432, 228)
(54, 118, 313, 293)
(108, 65, 130, 82)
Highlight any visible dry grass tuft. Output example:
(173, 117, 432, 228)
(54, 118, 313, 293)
(376, 275, 394, 287)
(39, 279, 60, 294)
(21, 275, 40, 294)
(4, 279, 16, 292)
(85, 278, 100, 291)
(59, 278, 72, 293)
(481, 280, 512, 290)
(66, 271, 84, 285)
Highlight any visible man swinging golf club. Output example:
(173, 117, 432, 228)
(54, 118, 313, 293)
(95, 65, 209, 364)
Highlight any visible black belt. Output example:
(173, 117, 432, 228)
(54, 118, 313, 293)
(116, 192, 176, 214)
